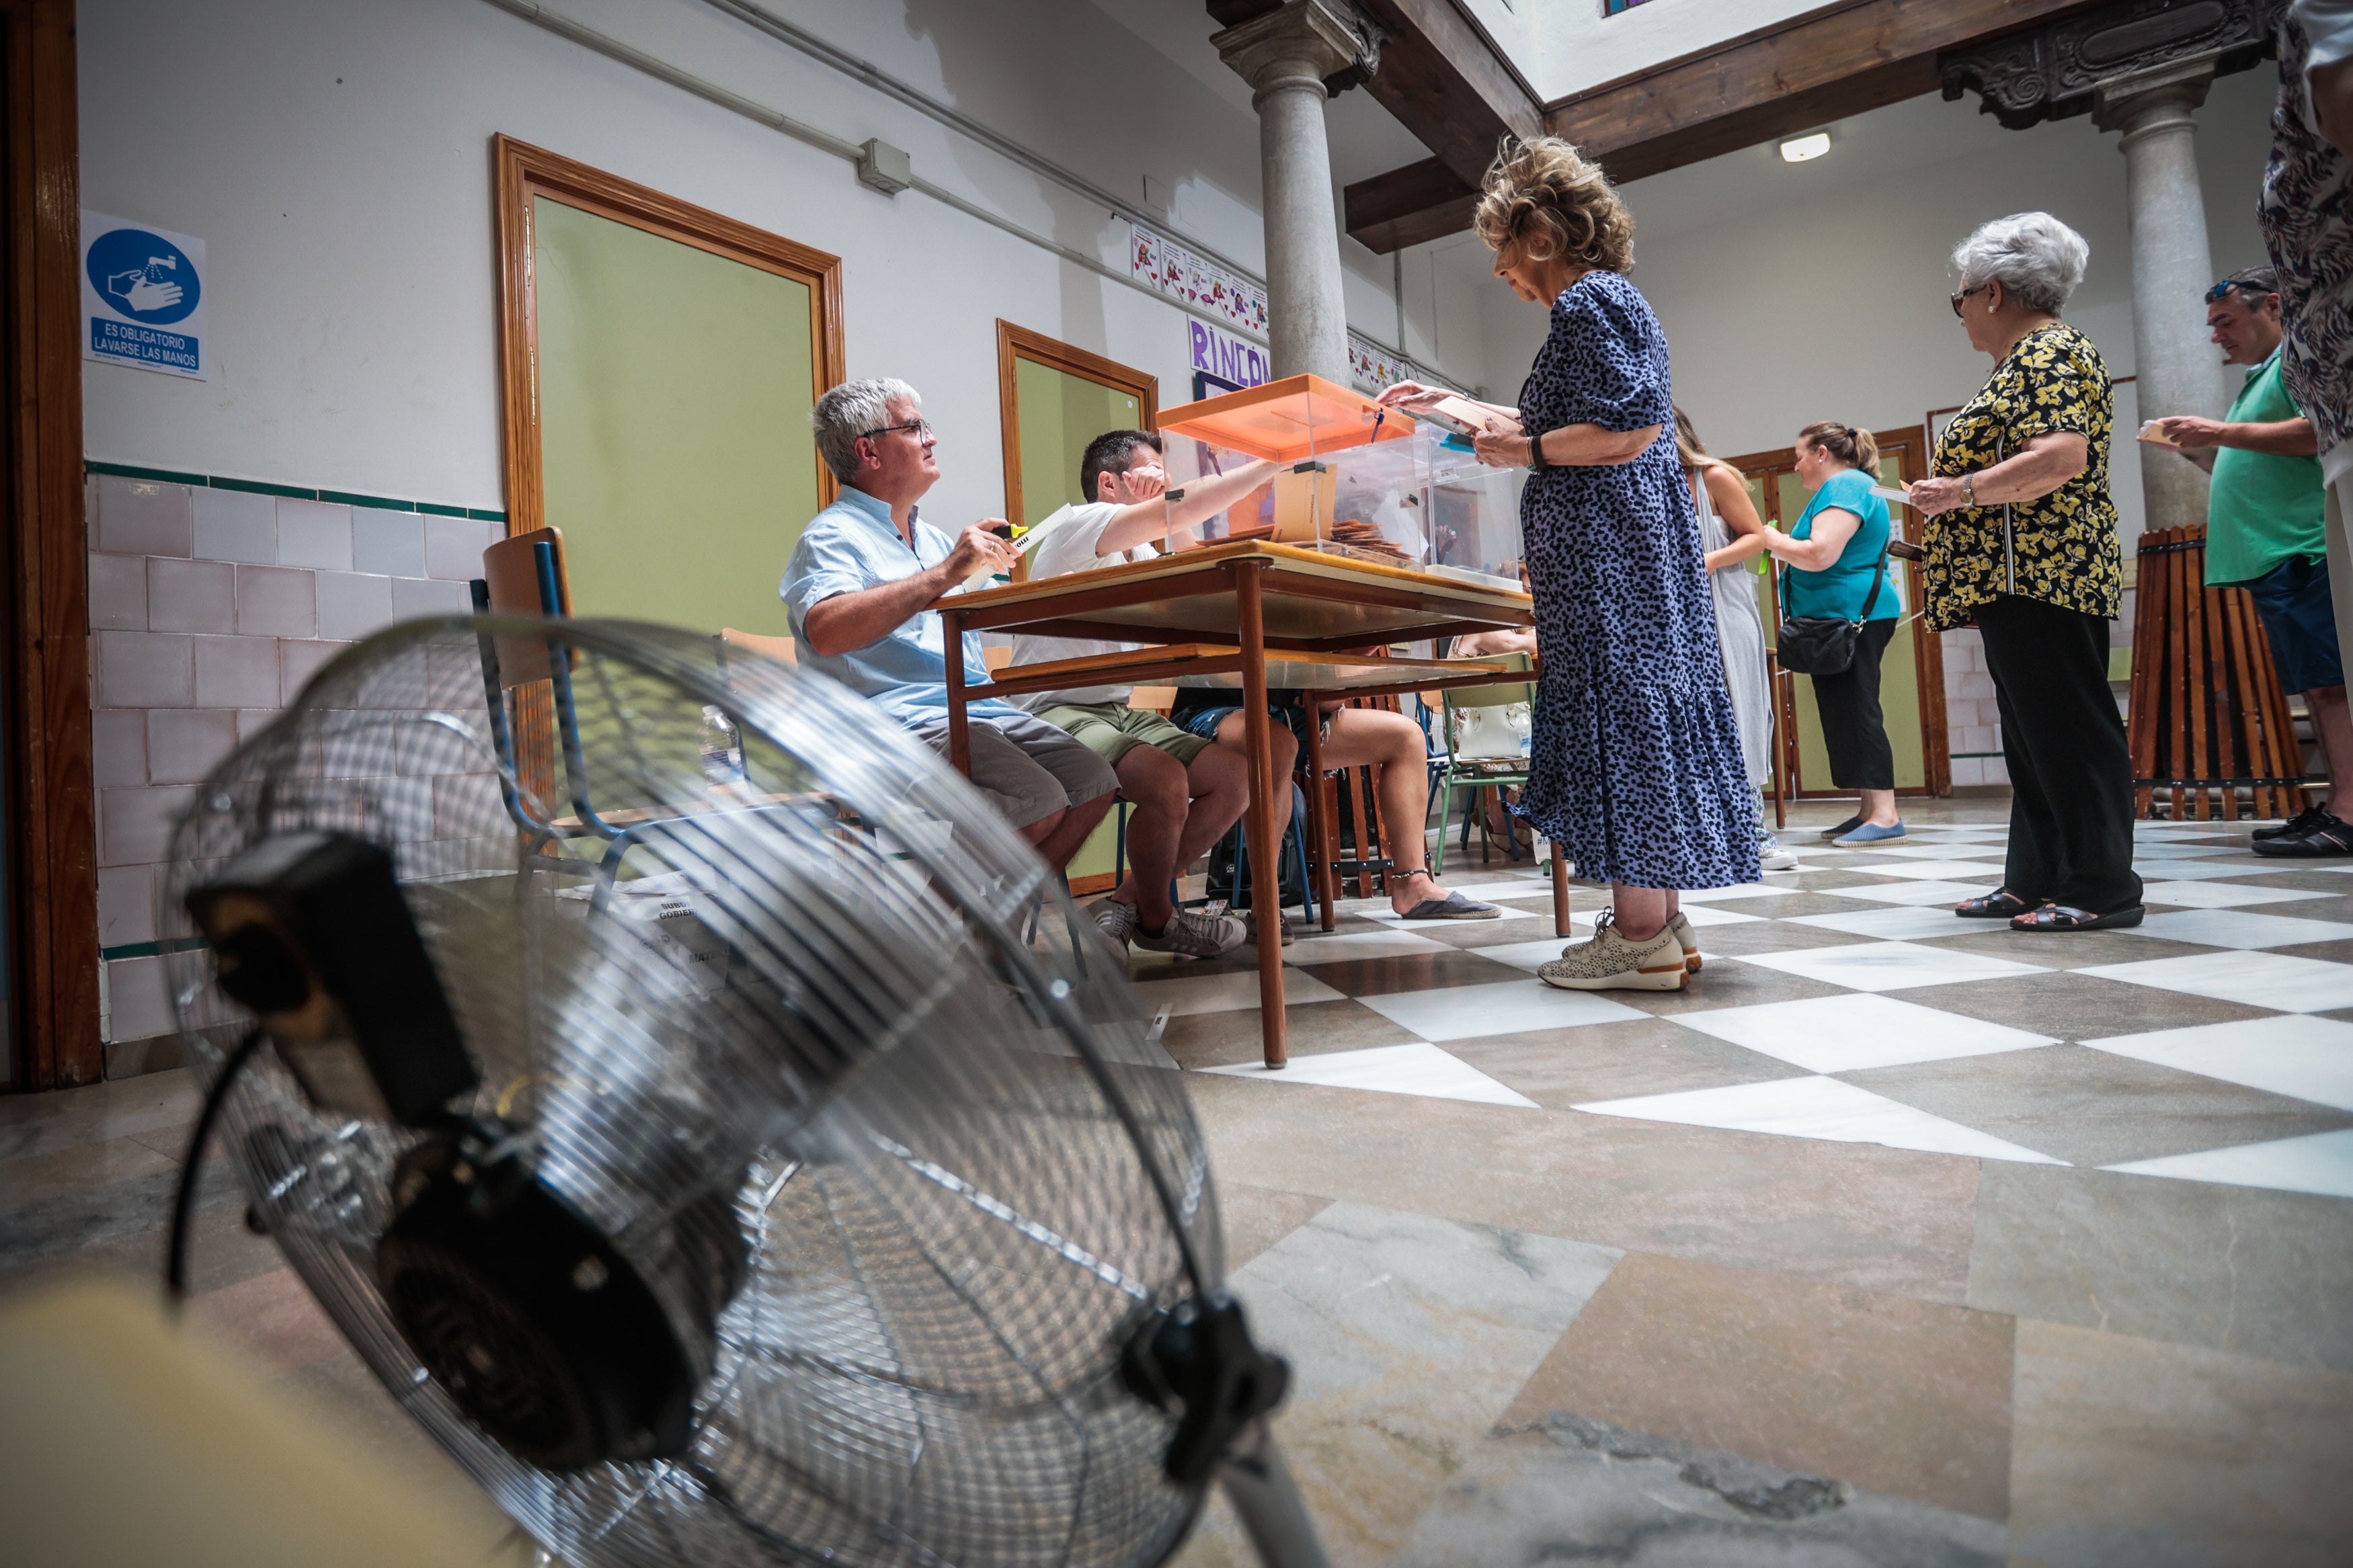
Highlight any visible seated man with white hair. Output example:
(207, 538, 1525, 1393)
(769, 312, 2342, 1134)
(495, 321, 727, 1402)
(782, 376, 1117, 879)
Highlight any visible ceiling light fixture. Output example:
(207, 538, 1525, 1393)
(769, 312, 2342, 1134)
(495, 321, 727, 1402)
(1780, 131, 1832, 163)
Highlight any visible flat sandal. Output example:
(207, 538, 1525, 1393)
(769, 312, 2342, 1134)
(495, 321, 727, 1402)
(1955, 889, 2033, 919)
(2009, 903, 2145, 933)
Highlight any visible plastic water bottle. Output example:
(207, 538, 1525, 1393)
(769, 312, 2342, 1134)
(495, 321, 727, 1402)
(699, 704, 746, 790)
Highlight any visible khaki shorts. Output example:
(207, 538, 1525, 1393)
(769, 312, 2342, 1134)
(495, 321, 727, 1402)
(908, 711, 1118, 829)
(1037, 702, 1212, 768)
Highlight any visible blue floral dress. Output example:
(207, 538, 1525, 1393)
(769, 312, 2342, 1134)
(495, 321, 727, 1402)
(1513, 272, 1759, 889)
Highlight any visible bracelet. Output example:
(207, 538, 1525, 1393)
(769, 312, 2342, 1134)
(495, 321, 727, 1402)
(1527, 431, 1550, 473)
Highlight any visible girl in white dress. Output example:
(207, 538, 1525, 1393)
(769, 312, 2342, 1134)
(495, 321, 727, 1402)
(1674, 409, 1794, 869)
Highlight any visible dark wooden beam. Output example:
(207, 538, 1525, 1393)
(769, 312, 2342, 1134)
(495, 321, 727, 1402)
(1353, 0, 1543, 185)
(1345, 157, 1482, 252)
(1345, 0, 2112, 253)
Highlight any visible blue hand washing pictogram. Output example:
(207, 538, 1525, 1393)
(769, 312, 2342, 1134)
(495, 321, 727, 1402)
(85, 227, 200, 325)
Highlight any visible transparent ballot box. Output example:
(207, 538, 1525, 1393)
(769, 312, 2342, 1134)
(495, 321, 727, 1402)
(1153, 374, 1525, 589)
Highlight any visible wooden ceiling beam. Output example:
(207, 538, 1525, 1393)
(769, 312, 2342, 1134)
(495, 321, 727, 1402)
(1345, 0, 2112, 253)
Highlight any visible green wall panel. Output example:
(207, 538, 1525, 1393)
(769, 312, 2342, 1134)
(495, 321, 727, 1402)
(1013, 356, 1140, 528)
(534, 196, 818, 635)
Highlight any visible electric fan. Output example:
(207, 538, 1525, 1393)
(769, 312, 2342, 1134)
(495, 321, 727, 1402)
(159, 614, 1324, 1568)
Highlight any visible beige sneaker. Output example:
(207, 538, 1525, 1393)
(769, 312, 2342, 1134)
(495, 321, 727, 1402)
(1134, 907, 1248, 958)
(1668, 909, 1701, 974)
(1540, 911, 1687, 991)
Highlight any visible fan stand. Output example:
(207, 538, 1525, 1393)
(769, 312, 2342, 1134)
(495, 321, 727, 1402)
(1220, 1427, 1328, 1568)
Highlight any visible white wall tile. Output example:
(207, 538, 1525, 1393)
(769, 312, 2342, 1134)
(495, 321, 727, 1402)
(87, 552, 149, 630)
(105, 954, 174, 1041)
(148, 556, 236, 634)
(91, 709, 147, 788)
(95, 477, 191, 557)
(352, 510, 425, 577)
(146, 709, 240, 785)
(101, 784, 196, 865)
(95, 630, 192, 708)
(190, 487, 275, 563)
(277, 497, 354, 571)
(423, 514, 487, 581)
(1950, 757, 1985, 787)
(97, 864, 156, 948)
(192, 635, 281, 708)
(236, 708, 277, 743)
(393, 575, 471, 617)
(315, 571, 396, 640)
(279, 638, 346, 700)
(234, 563, 316, 636)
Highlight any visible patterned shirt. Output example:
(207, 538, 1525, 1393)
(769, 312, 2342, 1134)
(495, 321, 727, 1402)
(2263, 11, 2353, 472)
(1922, 323, 2122, 633)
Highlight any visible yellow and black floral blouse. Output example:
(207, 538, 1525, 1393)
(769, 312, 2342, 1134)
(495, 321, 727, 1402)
(1922, 322, 2121, 633)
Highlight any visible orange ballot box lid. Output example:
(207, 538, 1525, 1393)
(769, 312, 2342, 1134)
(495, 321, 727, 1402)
(1156, 374, 1410, 464)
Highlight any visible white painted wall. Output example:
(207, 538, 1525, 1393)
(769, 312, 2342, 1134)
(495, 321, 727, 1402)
(78, 0, 1464, 520)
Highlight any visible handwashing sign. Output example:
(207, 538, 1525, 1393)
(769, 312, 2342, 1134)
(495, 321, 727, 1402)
(81, 211, 206, 380)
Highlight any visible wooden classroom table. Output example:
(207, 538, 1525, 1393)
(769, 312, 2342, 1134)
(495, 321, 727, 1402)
(932, 539, 1556, 1069)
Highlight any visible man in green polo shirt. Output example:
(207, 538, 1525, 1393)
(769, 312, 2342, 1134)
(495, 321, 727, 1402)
(2153, 266, 2346, 855)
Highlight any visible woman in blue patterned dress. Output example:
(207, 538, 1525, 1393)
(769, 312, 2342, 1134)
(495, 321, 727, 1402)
(1380, 138, 1758, 992)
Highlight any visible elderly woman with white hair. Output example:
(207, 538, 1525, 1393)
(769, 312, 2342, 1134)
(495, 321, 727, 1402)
(1909, 212, 2144, 932)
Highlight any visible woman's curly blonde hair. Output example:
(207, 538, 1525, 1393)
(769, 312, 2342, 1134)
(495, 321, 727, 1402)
(1472, 137, 1634, 274)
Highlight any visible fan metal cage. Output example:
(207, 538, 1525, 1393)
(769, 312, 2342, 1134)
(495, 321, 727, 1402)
(161, 616, 1224, 1568)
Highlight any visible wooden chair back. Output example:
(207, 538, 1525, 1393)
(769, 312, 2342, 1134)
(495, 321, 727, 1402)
(480, 526, 570, 688)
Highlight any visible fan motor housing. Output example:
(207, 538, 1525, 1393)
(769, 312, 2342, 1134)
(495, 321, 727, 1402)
(378, 1135, 699, 1471)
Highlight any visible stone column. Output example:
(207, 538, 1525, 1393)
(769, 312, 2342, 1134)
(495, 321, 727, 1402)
(2095, 56, 2231, 536)
(1214, 1, 1360, 384)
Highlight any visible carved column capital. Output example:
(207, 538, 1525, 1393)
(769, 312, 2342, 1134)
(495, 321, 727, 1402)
(1213, 0, 1365, 107)
(2091, 53, 2219, 140)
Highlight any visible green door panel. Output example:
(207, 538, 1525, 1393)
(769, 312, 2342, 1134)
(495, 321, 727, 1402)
(1013, 358, 1142, 528)
(533, 196, 820, 635)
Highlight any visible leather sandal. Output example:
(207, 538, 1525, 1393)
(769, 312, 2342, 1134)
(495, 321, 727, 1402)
(2009, 902, 2145, 932)
(1955, 890, 2034, 919)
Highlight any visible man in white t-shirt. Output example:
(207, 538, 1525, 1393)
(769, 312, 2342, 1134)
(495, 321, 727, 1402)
(1012, 431, 1279, 954)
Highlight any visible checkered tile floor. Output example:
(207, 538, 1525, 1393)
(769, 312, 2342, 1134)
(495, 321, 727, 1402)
(1137, 817, 2353, 1200)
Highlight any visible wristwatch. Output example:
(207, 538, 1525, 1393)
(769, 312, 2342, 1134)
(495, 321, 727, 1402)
(1961, 473, 1977, 507)
(1527, 431, 1550, 474)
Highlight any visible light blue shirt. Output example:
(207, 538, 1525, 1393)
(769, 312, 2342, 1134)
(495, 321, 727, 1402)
(780, 485, 1021, 724)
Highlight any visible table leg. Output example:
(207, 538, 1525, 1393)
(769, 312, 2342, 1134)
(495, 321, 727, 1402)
(1551, 840, 1571, 938)
(1302, 688, 1337, 930)
(943, 612, 973, 776)
(1237, 563, 1287, 1069)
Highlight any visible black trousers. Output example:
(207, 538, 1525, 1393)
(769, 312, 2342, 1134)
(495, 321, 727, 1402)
(1809, 616, 1898, 790)
(1977, 593, 2143, 913)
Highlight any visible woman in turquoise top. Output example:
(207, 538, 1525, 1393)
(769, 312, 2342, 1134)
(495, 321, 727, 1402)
(1761, 421, 1905, 845)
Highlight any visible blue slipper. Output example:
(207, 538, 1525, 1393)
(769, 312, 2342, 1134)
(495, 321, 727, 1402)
(1832, 820, 1907, 847)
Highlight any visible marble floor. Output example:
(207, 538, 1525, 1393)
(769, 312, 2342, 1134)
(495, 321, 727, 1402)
(6, 800, 2352, 1565)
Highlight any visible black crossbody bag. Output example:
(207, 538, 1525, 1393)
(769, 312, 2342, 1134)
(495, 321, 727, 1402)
(1777, 541, 1890, 677)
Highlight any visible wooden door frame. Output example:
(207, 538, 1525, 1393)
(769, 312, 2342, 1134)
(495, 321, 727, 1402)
(2, 0, 95, 1089)
(1727, 425, 1951, 798)
(995, 320, 1158, 536)
(493, 135, 846, 538)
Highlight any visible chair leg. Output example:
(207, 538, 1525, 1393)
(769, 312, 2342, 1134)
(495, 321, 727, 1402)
(1287, 786, 1316, 927)
(1431, 778, 1451, 878)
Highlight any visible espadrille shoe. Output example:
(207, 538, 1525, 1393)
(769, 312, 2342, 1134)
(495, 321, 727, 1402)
(1538, 911, 1687, 992)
